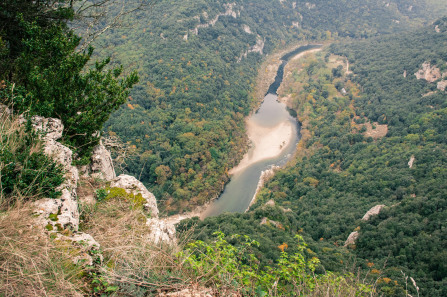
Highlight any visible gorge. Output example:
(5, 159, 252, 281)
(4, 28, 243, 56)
(202, 45, 322, 217)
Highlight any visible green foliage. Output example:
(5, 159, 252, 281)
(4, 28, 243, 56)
(102, 187, 146, 209)
(98, 0, 439, 212)
(248, 21, 447, 296)
(179, 232, 373, 296)
(95, 188, 108, 202)
(0, 0, 138, 161)
(0, 113, 64, 206)
(88, 271, 119, 296)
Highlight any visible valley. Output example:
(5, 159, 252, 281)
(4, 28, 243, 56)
(1, 0, 447, 296)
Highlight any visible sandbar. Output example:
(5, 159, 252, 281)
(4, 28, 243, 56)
(229, 118, 294, 175)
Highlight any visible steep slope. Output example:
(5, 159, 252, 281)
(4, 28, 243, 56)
(100, 0, 439, 213)
(181, 18, 447, 296)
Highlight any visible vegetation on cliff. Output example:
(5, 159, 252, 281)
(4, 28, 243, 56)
(0, 0, 138, 163)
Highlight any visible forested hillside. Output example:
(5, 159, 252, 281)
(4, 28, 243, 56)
(99, 0, 439, 213)
(181, 18, 447, 296)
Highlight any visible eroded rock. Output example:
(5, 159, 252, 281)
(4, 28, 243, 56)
(111, 174, 159, 218)
(90, 142, 116, 181)
(146, 218, 177, 245)
(344, 231, 359, 247)
(414, 62, 442, 83)
(28, 116, 80, 231)
(362, 205, 386, 221)
(29, 116, 64, 141)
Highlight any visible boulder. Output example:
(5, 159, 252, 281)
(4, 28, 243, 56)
(111, 174, 159, 218)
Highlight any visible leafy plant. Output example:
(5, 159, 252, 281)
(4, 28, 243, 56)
(95, 188, 108, 202)
(0, 111, 64, 207)
(179, 232, 373, 296)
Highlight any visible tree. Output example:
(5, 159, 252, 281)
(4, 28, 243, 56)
(0, 0, 139, 162)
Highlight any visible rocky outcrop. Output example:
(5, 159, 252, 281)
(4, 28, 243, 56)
(242, 24, 252, 34)
(109, 174, 179, 245)
(305, 2, 316, 9)
(110, 174, 159, 218)
(89, 142, 116, 181)
(437, 80, 447, 91)
(146, 218, 177, 245)
(344, 231, 359, 247)
(237, 35, 265, 62)
(362, 205, 386, 221)
(190, 3, 239, 36)
(408, 155, 415, 169)
(16, 111, 177, 251)
(414, 62, 441, 83)
(345, 204, 387, 246)
(260, 217, 284, 229)
(30, 116, 80, 231)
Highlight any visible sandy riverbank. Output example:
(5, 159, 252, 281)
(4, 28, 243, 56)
(164, 45, 324, 223)
(229, 118, 294, 175)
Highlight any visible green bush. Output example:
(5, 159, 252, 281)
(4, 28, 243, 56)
(0, 113, 64, 206)
(0, 1, 138, 163)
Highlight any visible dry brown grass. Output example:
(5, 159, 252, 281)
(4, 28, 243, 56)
(81, 198, 192, 296)
(0, 205, 87, 296)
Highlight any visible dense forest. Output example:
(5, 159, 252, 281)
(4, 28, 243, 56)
(1, 0, 446, 296)
(98, 0, 444, 213)
(181, 17, 447, 296)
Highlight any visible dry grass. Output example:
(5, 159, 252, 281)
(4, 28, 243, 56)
(81, 198, 192, 296)
(0, 205, 87, 296)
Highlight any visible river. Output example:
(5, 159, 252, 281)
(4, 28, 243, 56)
(201, 44, 322, 218)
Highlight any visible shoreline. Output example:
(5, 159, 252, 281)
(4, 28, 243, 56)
(165, 45, 325, 223)
(229, 117, 294, 175)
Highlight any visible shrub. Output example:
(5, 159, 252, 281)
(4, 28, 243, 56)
(0, 110, 64, 207)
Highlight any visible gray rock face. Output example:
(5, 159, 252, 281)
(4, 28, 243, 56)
(89, 142, 116, 181)
(344, 231, 359, 247)
(146, 218, 177, 245)
(111, 174, 159, 218)
(29, 116, 64, 141)
(362, 205, 386, 221)
(28, 116, 80, 230)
